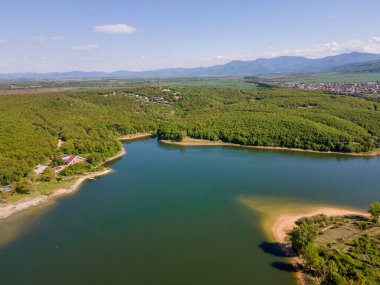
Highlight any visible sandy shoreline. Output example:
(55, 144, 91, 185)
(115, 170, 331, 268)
(0, 132, 155, 220)
(272, 207, 368, 285)
(0, 132, 148, 220)
(0, 169, 112, 220)
(238, 196, 369, 285)
(272, 207, 368, 244)
(119, 132, 154, 141)
(161, 137, 380, 157)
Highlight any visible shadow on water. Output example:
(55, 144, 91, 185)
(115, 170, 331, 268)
(259, 241, 297, 258)
(271, 262, 297, 273)
(259, 242, 298, 274)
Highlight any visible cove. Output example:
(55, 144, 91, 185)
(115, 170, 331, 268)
(0, 138, 379, 285)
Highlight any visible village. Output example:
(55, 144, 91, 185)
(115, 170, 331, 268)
(284, 81, 380, 95)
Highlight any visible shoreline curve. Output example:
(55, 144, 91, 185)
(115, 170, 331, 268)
(0, 132, 152, 220)
(160, 137, 380, 157)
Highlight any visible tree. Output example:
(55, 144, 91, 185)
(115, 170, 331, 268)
(51, 156, 65, 167)
(368, 201, 380, 223)
(287, 222, 319, 254)
(302, 244, 325, 271)
(16, 178, 36, 194)
(41, 168, 56, 182)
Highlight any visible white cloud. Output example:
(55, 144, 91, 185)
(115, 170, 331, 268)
(70, 44, 100, 51)
(0, 38, 8, 44)
(32, 36, 66, 44)
(200, 54, 251, 62)
(264, 36, 380, 58)
(94, 24, 138, 34)
(214, 54, 250, 60)
(206, 36, 380, 65)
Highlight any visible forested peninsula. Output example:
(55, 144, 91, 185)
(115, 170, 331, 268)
(1, 86, 379, 197)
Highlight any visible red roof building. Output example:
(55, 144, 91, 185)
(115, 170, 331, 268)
(65, 155, 77, 165)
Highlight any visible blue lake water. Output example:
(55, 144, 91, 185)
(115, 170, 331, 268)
(0, 138, 379, 285)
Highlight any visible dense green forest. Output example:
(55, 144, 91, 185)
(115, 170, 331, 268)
(0, 86, 379, 186)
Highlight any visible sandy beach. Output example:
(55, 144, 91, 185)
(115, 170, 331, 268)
(161, 137, 380, 157)
(271, 206, 368, 285)
(272, 207, 368, 243)
(238, 196, 368, 285)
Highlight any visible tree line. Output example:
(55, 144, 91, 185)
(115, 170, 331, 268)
(1, 86, 379, 187)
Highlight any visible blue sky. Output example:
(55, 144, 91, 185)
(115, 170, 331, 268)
(0, 0, 380, 72)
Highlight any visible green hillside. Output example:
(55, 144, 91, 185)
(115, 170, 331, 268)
(0, 87, 379, 186)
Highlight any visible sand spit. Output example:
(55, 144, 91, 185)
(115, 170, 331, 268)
(238, 196, 368, 285)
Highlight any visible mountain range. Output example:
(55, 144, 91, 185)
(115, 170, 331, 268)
(1, 52, 380, 80)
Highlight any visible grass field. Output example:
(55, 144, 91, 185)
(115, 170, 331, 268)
(1, 178, 76, 203)
(169, 78, 257, 89)
(299, 73, 380, 83)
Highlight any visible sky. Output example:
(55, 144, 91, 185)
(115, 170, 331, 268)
(0, 0, 380, 73)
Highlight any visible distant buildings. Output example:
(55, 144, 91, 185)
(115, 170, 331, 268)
(34, 155, 87, 174)
(284, 82, 380, 95)
(124, 91, 179, 105)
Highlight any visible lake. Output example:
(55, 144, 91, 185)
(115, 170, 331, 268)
(0, 138, 379, 285)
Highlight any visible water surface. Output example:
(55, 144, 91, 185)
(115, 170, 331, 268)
(0, 139, 379, 285)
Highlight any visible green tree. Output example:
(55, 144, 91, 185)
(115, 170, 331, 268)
(16, 178, 36, 194)
(302, 244, 325, 271)
(287, 222, 319, 254)
(41, 168, 56, 182)
(51, 156, 65, 167)
(368, 201, 380, 223)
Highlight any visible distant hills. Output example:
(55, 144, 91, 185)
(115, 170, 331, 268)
(331, 59, 380, 73)
(1, 52, 380, 80)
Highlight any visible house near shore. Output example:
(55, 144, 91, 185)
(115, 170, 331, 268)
(53, 155, 87, 173)
(61, 155, 87, 166)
